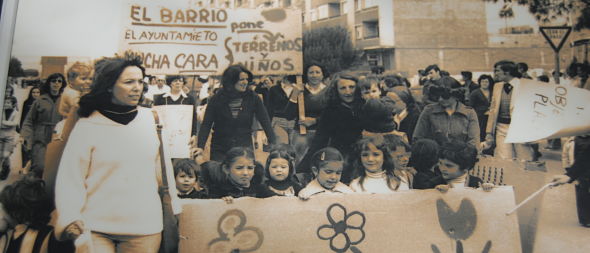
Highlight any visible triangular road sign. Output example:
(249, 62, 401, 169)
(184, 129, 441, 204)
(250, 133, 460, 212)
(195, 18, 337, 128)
(540, 26, 572, 52)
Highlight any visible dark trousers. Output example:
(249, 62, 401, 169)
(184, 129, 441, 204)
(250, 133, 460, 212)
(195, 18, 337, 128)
(575, 179, 590, 225)
(210, 133, 253, 162)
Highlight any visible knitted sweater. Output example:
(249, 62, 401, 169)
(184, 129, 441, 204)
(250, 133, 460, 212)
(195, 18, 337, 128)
(55, 107, 169, 237)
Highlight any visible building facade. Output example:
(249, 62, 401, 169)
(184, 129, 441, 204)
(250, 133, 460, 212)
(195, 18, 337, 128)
(303, 0, 574, 76)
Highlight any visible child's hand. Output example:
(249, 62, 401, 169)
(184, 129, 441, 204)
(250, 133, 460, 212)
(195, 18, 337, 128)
(298, 191, 311, 201)
(435, 184, 450, 193)
(63, 220, 85, 241)
(480, 182, 495, 192)
(221, 196, 234, 204)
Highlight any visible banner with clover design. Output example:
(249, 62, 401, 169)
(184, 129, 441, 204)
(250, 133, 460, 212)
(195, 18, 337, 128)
(179, 187, 521, 252)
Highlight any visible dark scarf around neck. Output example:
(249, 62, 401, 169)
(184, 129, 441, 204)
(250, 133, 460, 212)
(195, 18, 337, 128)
(98, 100, 138, 125)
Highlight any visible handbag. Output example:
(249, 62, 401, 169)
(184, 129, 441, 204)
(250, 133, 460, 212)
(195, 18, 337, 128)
(152, 111, 179, 253)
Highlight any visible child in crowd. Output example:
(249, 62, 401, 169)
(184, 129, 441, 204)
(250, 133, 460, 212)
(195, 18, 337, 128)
(410, 139, 444, 189)
(263, 145, 302, 196)
(0, 96, 19, 180)
(357, 76, 399, 137)
(350, 135, 412, 193)
(299, 147, 353, 200)
(58, 62, 93, 117)
(432, 140, 494, 192)
(202, 147, 273, 202)
(0, 178, 75, 252)
(174, 158, 206, 199)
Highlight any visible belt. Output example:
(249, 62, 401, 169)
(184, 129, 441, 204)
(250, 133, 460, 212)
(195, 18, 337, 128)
(498, 117, 511, 124)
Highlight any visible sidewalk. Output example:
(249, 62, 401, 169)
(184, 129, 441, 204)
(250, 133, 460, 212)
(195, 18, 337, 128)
(533, 147, 590, 253)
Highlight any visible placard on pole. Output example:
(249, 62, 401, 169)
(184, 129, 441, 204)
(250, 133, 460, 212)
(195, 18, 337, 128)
(539, 26, 572, 84)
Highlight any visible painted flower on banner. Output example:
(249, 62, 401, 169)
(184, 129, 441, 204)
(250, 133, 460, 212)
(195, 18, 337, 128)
(317, 203, 366, 253)
(208, 209, 263, 253)
(431, 198, 492, 253)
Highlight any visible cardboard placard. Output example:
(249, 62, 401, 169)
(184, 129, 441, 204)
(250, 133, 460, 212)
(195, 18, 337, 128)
(153, 105, 193, 158)
(179, 187, 521, 253)
(120, 0, 303, 75)
(506, 78, 590, 143)
(470, 156, 547, 253)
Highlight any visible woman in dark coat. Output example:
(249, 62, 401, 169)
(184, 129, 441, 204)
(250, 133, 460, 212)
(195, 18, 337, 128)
(297, 73, 364, 183)
(196, 65, 276, 161)
(18, 86, 41, 166)
(469, 74, 493, 141)
(20, 74, 66, 177)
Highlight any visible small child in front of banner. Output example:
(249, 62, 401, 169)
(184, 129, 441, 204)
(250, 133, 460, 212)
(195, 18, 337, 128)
(262, 145, 302, 197)
(174, 158, 206, 199)
(201, 147, 274, 203)
(299, 147, 353, 200)
(349, 135, 412, 193)
(432, 140, 494, 192)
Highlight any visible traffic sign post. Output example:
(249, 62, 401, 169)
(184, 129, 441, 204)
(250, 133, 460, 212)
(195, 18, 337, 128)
(539, 26, 572, 84)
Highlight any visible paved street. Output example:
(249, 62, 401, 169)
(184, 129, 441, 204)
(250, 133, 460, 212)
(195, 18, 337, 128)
(533, 148, 590, 253)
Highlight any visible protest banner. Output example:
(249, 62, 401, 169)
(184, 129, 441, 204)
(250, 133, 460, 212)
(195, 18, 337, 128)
(469, 156, 547, 253)
(505, 78, 590, 143)
(119, 0, 303, 75)
(179, 187, 521, 253)
(153, 105, 193, 158)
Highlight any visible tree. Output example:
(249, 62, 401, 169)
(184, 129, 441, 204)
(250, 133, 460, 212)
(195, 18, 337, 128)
(8, 57, 25, 77)
(303, 26, 359, 75)
(485, 0, 590, 31)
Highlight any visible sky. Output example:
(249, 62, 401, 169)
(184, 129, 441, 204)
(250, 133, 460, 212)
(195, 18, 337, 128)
(11, 0, 124, 69)
(9, 0, 542, 70)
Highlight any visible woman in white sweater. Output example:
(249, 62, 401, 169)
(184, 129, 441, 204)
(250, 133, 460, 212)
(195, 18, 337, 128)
(54, 56, 177, 252)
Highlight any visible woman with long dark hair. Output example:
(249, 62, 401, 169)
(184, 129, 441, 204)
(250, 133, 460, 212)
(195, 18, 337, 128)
(54, 56, 176, 252)
(20, 73, 66, 177)
(297, 73, 364, 183)
(18, 86, 40, 166)
(195, 65, 276, 162)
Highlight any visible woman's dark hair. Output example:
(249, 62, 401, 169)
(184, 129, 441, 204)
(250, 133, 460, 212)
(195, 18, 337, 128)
(220, 65, 253, 93)
(326, 72, 362, 105)
(24, 86, 41, 102)
(432, 76, 465, 103)
(388, 86, 416, 107)
(0, 178, 52, 230)
(439, 140, 478, 171)
(352, 135, 403, 191)
(303, 62, 328, 84)
(408, 139, 440, 172)
(477, 74, 495, 93)
(165, 75, 185, 86)
(41, 73, 67, 96)
(78, 55, 145, 117)
(264, 145, 297, 182)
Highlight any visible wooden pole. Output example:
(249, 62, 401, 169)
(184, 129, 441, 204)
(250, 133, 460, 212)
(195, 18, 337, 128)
(297, 75, 307, 135)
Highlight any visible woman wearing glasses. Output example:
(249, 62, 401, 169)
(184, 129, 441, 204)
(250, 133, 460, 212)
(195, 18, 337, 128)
(20, 73, 66, 177)
(412, 76, 480, 148)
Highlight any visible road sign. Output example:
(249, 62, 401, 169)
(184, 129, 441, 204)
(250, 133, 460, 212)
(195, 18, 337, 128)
(540, 26, 572, 52)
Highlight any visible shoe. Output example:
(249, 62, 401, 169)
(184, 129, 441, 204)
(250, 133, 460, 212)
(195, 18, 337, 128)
(580, 223, 590, 228)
